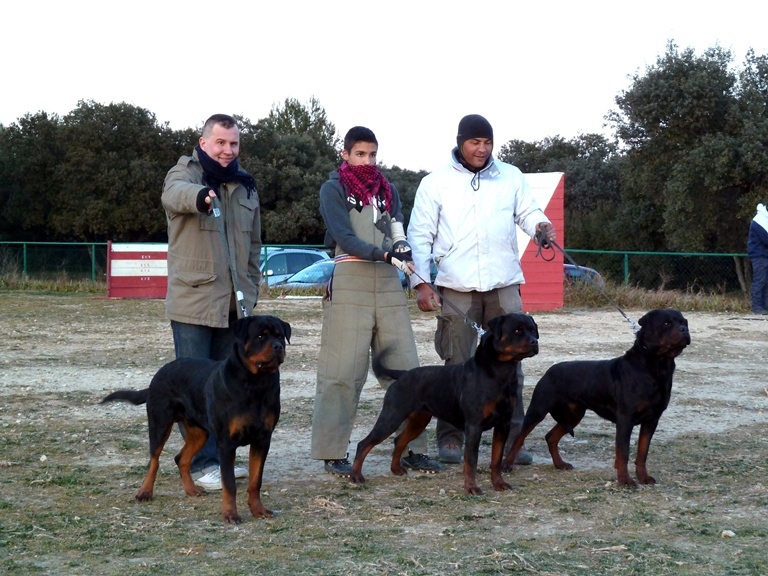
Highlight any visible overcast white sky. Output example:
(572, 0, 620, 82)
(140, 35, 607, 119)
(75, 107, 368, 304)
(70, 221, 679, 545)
(2, 1, 766, 172)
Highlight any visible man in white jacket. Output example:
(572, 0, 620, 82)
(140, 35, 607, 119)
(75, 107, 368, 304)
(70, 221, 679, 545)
(407, 114, 555, 464)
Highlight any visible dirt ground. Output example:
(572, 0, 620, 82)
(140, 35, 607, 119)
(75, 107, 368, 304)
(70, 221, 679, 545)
(3, 293, 766, 481)
(1, 292, 767, 575)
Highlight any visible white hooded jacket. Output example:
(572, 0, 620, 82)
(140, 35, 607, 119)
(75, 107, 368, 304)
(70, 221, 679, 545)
(408, 150, 550, 292)
(753, 203, 768, 233)
(748, 203, 768, 259)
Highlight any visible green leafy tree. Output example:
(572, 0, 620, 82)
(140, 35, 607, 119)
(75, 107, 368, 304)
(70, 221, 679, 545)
(51, 100, 178, 241)
(498, 134, 622, 249)
(240, 97, 339, 244)
(0, 112, 65, 240)
(608, 42, 744, 252)
(734, 49, 768, 217)
(379, 164, 429, 227)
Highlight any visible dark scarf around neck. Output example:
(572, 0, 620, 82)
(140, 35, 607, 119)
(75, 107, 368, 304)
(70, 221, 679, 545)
(196, 144, 257, 198)
(337, 161, 392, 212)
(453, 146, 490, 174)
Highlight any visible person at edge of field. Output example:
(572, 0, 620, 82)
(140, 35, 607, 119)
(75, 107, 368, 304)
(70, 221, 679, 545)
(748, 201, 768, 314)
(407, 113, 556, 465)
(161, 113, 261, 490)
(310, 126, 441, 477)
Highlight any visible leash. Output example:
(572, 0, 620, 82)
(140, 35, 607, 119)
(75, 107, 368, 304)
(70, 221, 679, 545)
(410, 270, 486, 337)
(534, 230, 639, 333)
(211, 196, 249, 318)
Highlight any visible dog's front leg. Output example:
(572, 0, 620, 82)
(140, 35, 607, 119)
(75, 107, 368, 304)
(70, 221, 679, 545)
(490, 425, 512, 492)
(247, 443, 273, 519)
(614, 419, 637, 488)
(634, 420, 659, 485)
(219, 449, 242, 523)
(462, 425, 484, 495)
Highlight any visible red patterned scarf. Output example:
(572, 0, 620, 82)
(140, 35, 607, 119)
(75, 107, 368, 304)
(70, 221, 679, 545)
(337, 162, 392, 212)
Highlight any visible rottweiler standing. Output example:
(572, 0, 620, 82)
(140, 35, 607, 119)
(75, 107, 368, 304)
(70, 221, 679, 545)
(503, 308, 690, 487)
(350, 313, 540, 495)
(102, 315, 291, 523)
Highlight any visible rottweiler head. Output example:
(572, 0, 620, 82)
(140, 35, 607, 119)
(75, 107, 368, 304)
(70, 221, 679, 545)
(233, 315, 292, 374)
(484, 313, 539, 362)
(636, 309, 690, 358)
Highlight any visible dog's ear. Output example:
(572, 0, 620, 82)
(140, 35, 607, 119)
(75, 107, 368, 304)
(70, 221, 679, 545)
(232, 316, 252, 341)
(638, 309, 670, 328)
(637, 310, 655, 329)
(635, 310, 660, 347)
(487, 315, 504, 340)
(529, 316, 539, 338)
(280, 319, 292, 344)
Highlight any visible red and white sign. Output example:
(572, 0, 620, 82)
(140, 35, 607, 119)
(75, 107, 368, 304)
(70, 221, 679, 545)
(517, 172, 565, 312)
(106, 241, 168, 299)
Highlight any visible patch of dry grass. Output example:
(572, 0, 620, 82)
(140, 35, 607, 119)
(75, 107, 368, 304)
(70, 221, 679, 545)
(1, 405, 765, 575)
(563, 279, 750, 313)
(0, 291, 765, 575)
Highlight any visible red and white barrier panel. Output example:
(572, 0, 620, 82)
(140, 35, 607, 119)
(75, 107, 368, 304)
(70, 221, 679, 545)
(106, 241, 168, 299)
(518, 172, 565, 312)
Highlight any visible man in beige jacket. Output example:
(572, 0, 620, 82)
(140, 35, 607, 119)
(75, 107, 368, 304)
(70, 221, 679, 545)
(161, 113, 262, 490)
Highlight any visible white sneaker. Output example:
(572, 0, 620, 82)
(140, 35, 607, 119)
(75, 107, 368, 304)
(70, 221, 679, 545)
(194, 467, 248, 490)
(194, 468, 223, 490)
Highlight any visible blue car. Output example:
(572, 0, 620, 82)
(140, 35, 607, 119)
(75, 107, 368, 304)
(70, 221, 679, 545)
(276, 259, 408, 291)
(563, 264, 605, 289)
(260, 247, 329, 285)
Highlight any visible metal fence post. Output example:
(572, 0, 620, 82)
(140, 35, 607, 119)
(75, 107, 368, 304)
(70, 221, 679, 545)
(90, 243, 97, 282)
(624, 252, 629, 285)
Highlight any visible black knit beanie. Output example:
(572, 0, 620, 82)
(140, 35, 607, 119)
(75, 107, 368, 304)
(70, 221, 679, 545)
(456, 114, 494, 149)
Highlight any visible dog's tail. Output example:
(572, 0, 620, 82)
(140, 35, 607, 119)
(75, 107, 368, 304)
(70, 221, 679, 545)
(371, 352, 406, 382)
(100, 389, 149, 406)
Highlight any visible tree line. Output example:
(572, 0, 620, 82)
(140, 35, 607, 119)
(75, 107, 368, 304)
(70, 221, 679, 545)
(1, 42, 766, 261)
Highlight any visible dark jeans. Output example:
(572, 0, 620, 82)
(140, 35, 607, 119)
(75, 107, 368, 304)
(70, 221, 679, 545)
(751, 257, 768, 312)
(170, 320, 235, 473)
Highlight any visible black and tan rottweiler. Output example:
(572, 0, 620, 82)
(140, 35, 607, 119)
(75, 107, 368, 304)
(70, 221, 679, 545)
(503, 308, 690, 487)
(101, 315, 291, 523)
(350, 313, 539, 495)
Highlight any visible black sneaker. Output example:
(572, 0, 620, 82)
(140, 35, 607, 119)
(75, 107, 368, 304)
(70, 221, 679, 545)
(515, 448, 533, 465)
(503, 444, 534, 466)
(437, 444, 463, 463)
(401, 451, 442, 474)
(324, 458, 352, 477)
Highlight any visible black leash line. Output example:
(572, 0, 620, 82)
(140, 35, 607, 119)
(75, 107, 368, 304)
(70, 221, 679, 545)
(534, 232, 639, 333)
(211, 196, 249, 318)
(410, 270, 486, 337)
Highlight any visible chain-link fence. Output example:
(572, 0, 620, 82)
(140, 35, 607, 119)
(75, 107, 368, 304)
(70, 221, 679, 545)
(0, 242, 752, 294)
(0, 242, 108, 282)
(567, 249, 749, 293)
